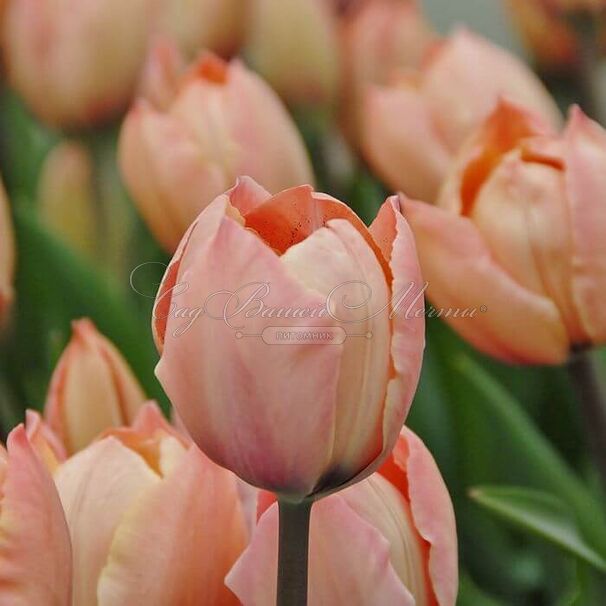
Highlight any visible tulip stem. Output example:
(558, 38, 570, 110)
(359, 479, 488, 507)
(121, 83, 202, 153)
(276, 499, 313, 606)
(567, 351, 606, 489)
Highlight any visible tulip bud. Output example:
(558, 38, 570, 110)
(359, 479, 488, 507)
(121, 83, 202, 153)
(2, 0, 152, 127)
(54, 403, 248, 605)
(246, 0, 340, 106)
(405, 100, 606, 364)
(38, 141, 99, 260)
(0, 179, 15, 327)
(361, 28, 562, 202)
(227, 427, 458, 605)
(154, 177, 425, 500)
(340, 0, 437, 143)
(45, 319, 146, 454)
(119, 54, 314, 252)
(0, 426, 72, 603)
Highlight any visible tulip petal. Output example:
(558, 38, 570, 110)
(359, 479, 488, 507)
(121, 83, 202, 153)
(564, 107, 606, 344)
(404, 199, 568, 363)
(55, 437, 160, 605)
(25, 410, 66, 472)
(226, 499, 413, 605)
(97, 446, 247, 606)
(0, 180, 15, 324)
(0, 426, 72, 605)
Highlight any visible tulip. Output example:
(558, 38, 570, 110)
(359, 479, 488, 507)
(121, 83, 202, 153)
(38, 141, 98, 260)
(405, 100, 606, 364)
(25, 410, 67, 473)
(246, 0, 340, 106)
(339, 0, 437, 143)
(361, 28, 563, 202)
(0, 179, 15, 327)
(119, 53, 315, 252)
(54, 403, 248, 605)
(154, 177, 425, 500)
(227, 427, 458, 605)
(45, 318, 146, 454)
(2, 0, 152, 127)
(0, 425, 72, 604)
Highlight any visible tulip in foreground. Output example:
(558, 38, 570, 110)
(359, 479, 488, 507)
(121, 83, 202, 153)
(361, 29, 562, 202)
(55, 403, 249, 605)
(0, 179, 15, 326)
(154, 178, 425, 500)
(227, 427, 458, 605)
(0, 425, 72, 604)
(406, 100, 606, 364)
(119, 54, 314, 252)
(45, 319, 146, 455)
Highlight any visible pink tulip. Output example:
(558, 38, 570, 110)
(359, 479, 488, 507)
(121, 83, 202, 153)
(154, 177, 425, 500)
(119, 54, 314, 252)
(45, 319, 146, 454)
(227, 427, 458, 605)
(25, 410, 67, 473)
(54, 403, 249, 605)
(0, 425, 72, 604)
(0, 179, 15, 327)
(361, 29, 562, 202)
(405, 100, 606, 364)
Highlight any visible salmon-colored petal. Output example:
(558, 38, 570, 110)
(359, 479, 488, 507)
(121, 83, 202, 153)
(0, 179, 15, 325)
(0, 426, 72, 605)
(156, 203, 342, 497)
(362, 82, 452, 201)
(564, 106, 606, 344)
(97, 446, 247, 606)
(404, 199, 568, 364)
(25, 410, 67, 472)
(54, 437, 160, 605)
(226, 498, 413, 605)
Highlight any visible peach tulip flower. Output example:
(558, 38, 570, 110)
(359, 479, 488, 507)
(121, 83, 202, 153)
(2, 0, 152, 127)
(45, 319, 146, 455)
(154, 177, 425, 500)
(0, 425, 72, 604)
(0, 179, 15, 327)
(54, 403, 249, 605)
(405, 100, 606, 364)
(119, 53, 314, 252)
(227, 427, 458, 605)
(361, 29, 562, 202)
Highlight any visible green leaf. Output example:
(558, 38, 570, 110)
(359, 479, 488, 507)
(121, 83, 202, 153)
(471, 486, 606, 573)
(457, 573, 505, 606)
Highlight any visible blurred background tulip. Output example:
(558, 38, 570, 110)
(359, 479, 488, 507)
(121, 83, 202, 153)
(405, 101, 606, 364)
(154, 179, 425, 500)
(0, 426, 72, 604)
(55, 403, 248, 605)
(119, 54, 314, 252)
(0, 179, 15, 327)
(45, 318, 146, 455)
(227, 428, 458, 605)
(361, 29, 562, 202)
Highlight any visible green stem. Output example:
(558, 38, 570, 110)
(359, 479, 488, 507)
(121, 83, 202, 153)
(277, 499, 313, 606)
(567, 351, 606, 489)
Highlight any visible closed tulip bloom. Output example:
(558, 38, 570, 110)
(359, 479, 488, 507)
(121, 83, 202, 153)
(54, 403, 248, 605)
(0, 179, 15, 326)
(227, 428, 458, 605)
(154, 177, 425, 500)
(0, 425, 73, 604)
(406, 100, 606, 364)
(45, 319, 146, 455)
(3, 0, 152, 127)
(119, 54, 314, 252)
(246, 0, 340, 106)
(361, 29, 562, 202)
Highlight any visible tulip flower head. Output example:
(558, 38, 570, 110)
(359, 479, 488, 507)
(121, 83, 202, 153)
(406, 100, 606, 364)
(0, 179, 15, 327)
(54, 403, 249, 605)
(227, 428, 458, 605)
(119, 53, 314, 252)
(45, 319, 146, 454)
(361, 29, 562, 202)
(154, 178, 425, 501)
